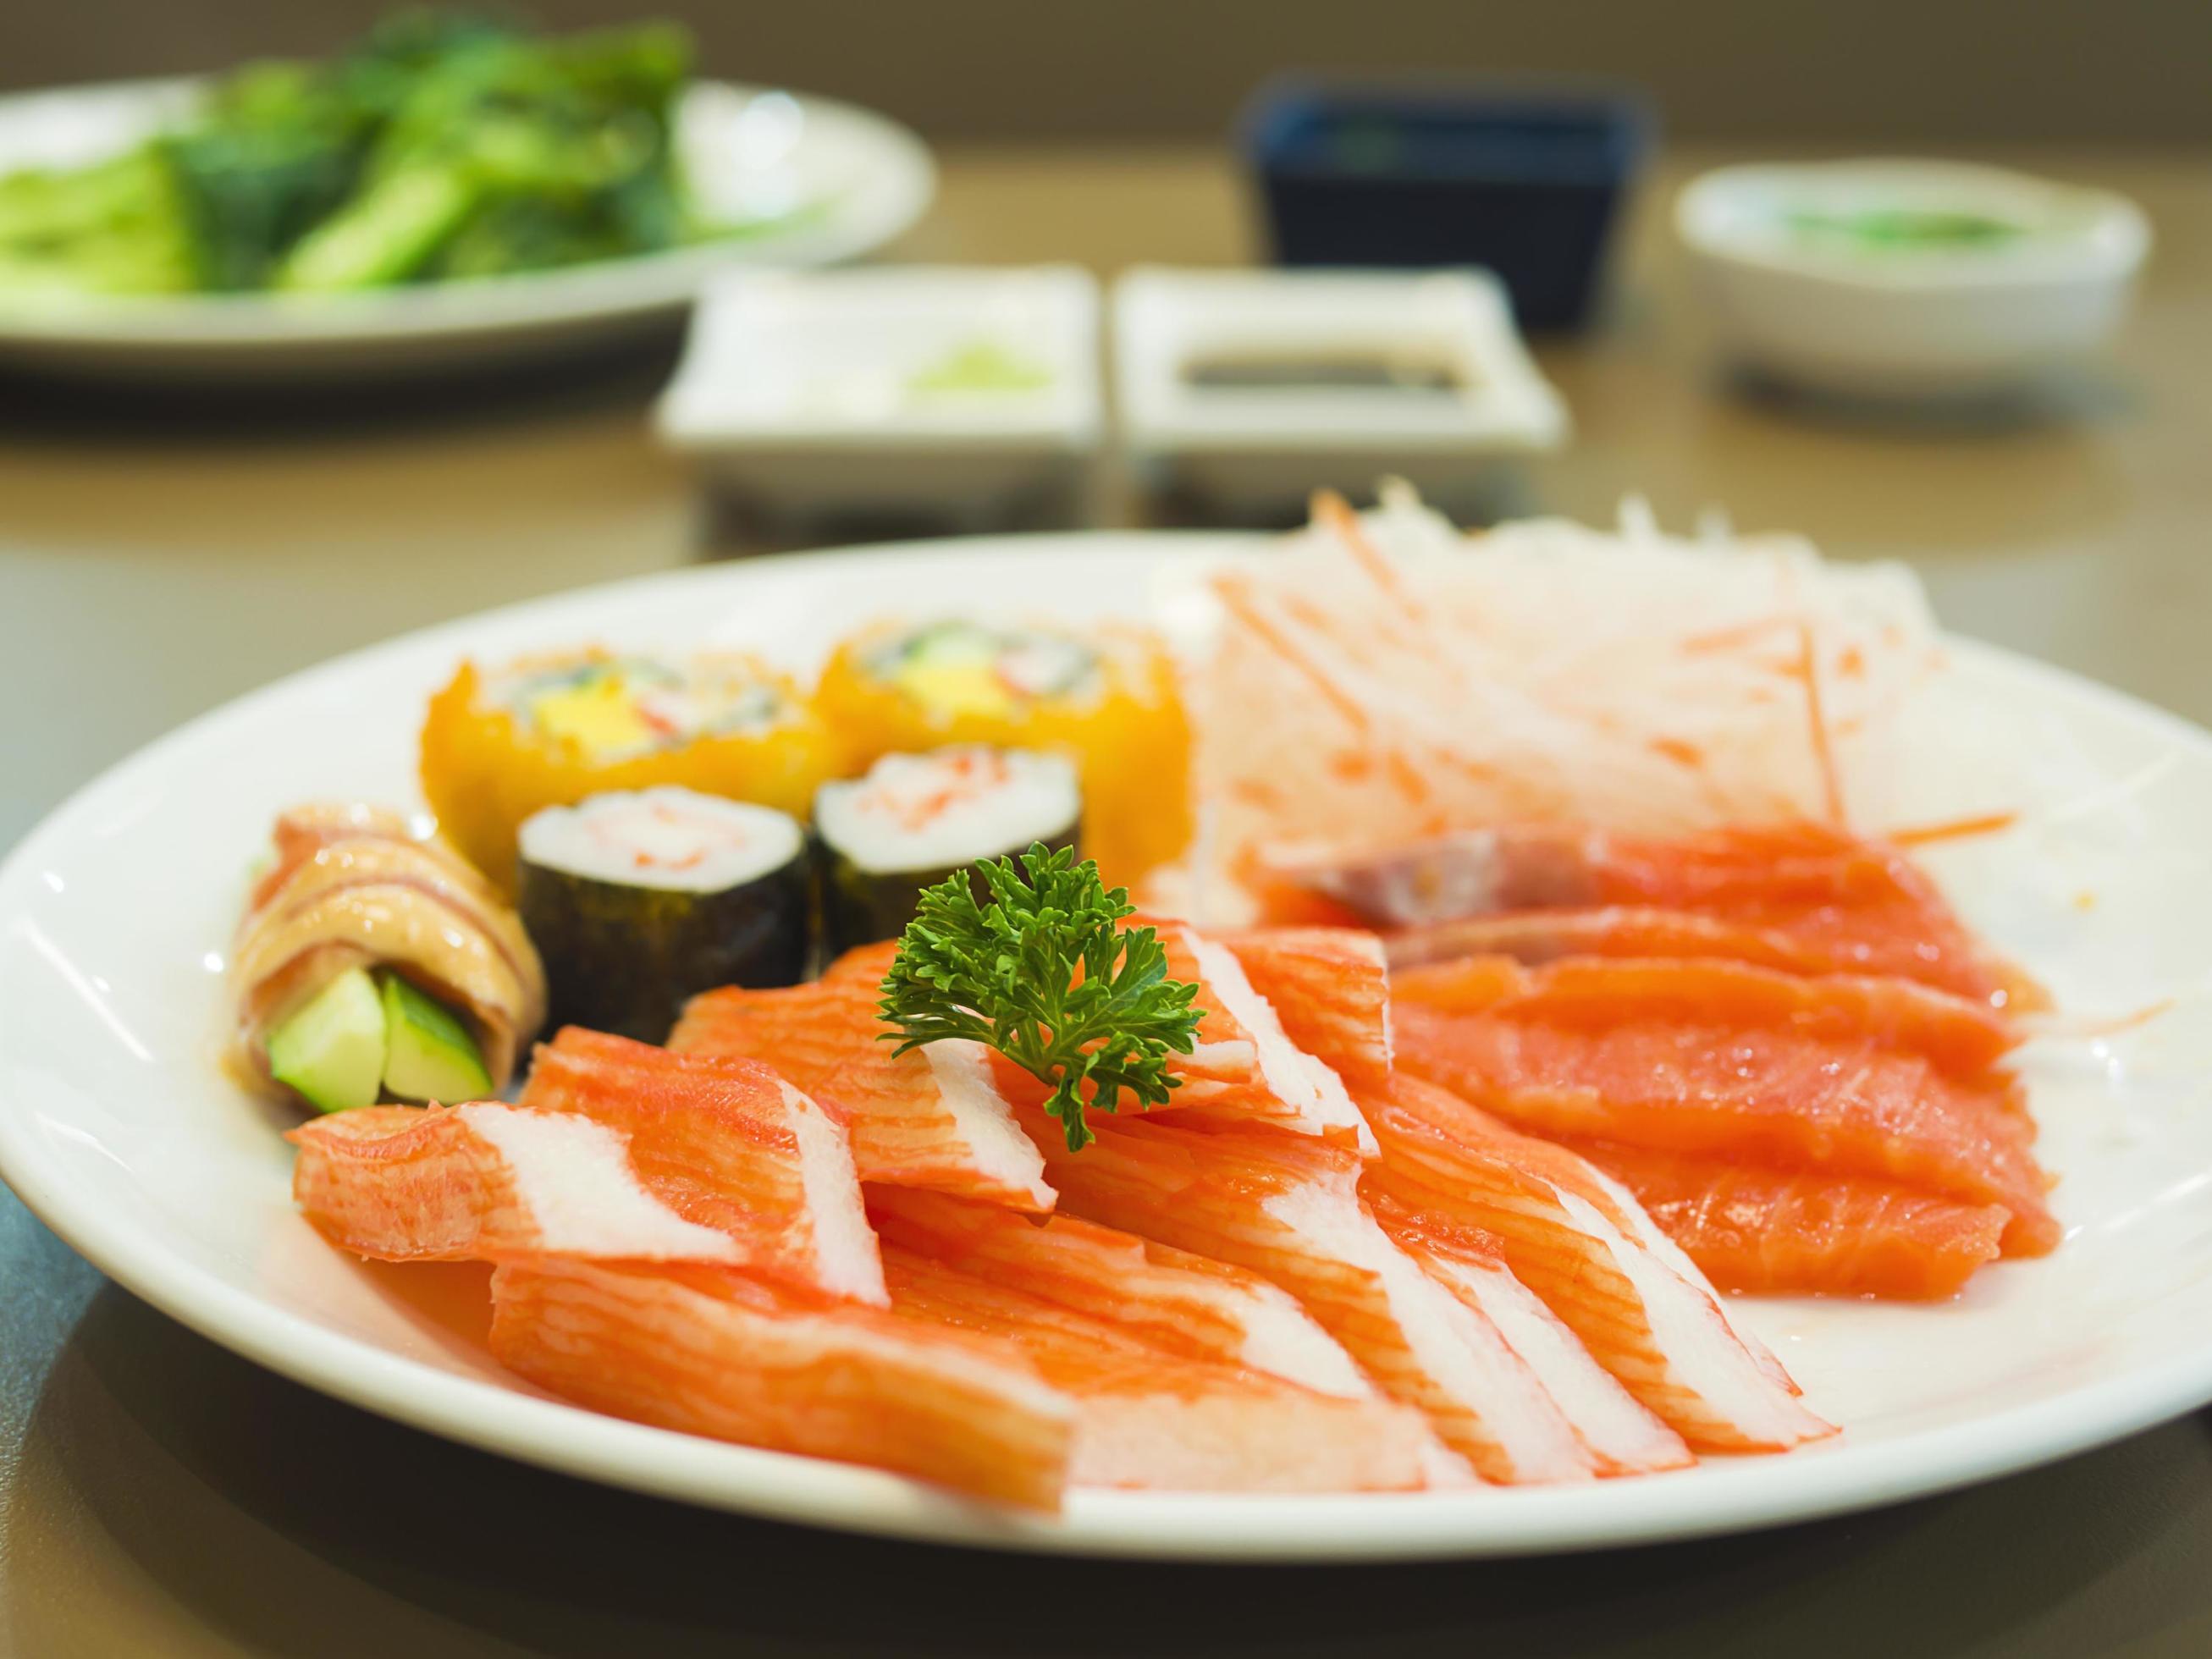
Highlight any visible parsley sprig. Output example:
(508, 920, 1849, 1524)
(877, 842, 1201, 1151)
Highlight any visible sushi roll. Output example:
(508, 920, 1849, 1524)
(814, 620, 1190, 890)
(814, 746, 1081, 952)
(421, 649, 839, 891)
(518, 786, 811, 1041)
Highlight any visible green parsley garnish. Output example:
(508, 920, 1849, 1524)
(877, 842, 1202, 1152)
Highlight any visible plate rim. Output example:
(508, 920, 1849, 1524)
(0, 74, 937, 350)
(6, 527, 2212, 1562)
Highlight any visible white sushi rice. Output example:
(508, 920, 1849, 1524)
(518, 786, 803, 894)
(814, 747, 1078, 875)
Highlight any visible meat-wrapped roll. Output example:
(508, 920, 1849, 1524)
(232, 803, 548, 1112)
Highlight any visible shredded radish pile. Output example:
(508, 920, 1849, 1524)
(1193, 485, 1940, 905)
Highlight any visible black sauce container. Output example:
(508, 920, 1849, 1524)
(1242, 79, 1652, 332)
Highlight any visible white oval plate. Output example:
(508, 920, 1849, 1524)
(0, 77, 935, 377)
(3, 533, 2211, 1561)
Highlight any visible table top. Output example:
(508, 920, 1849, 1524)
(4, 143, 2212, 1656)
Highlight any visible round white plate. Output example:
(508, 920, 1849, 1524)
(0, 77, 935, 378)
(3, 532, 2211, 1561)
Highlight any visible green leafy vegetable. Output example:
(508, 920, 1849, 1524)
(0, 8, 768, 300)
(877, 843, 1203, 1153)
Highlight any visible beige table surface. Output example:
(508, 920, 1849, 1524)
(3, 145, 2212, 1656)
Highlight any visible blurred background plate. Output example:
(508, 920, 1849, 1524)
(0, 75, 935, 378)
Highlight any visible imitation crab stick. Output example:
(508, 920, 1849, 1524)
(1366, 1190, 1693, 1475)
(513, 1027, 884, 1305)
(488, 1256, 1074, 1510)
(1140, 923, 1375, 1149)
(1003, 1099, 1602, 1484)
(1221, 926, 1395, 1091)
(1361, 1078, 1836, 1454)
(869, 1186, 1382, 1402)
(885, 1251, 1431, 1493)
(670, 974, 1053, 1211)
(290, 1104, 747, 1266)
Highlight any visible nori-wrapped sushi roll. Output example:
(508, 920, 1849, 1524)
(814, 746, 1081, 953)
(517, 786, 810, 1041)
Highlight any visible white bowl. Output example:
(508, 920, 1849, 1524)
(1112, 267, 1568, 512)
(1676, 160, 2149, 400)
(654, 265, 1102, 519)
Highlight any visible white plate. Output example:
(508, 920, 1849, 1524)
(0, 77, 935, 378)
(3, 532, 2211, 1561)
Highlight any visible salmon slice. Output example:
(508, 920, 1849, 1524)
(1387, 905, 1887, 978)
(1144, 923, 1375, 1149)
(488, 1256, 1073, 1510)
(290, 1104, 746, 1266)
(1222, 927, 1394, 1089)
(1364, 1077, 1836, 1453)
(1257, 821, 2041, 1011)
(514, 1028, 885, 1305)
(1392, 955, 2021, 1078)
(1365, 1189, 1694, 1475)
(670, 978, 1053, 1212)
(885, 1249, 1431, 1493)
(1392, 999, 2056, 1254)
(1005, 1097, 1601, 1484)
(1564, 1139, 2010, 1301)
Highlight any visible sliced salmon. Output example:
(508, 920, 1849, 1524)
(1257, 821, 2042, 1011)
(1007, 1098, 1602, 1484)
(1387, 905, 1895, 979)
(1392, 999, 2056, 1254)
(514, 1028, 884, 1305)
(885, 1250, 1431, 1493)
(1392, 955, 2021, 1078)
(1222, 926, 1394, 1089)
(290, 1103, 747, 1266)
(1363, 1077, 1836, 1453)
(670, 978, 1053, 1212)
(1365, 1188, 1694, 1475)
(488, 1256, 1073, 1510)
(1564, 1139, 2010, 1301)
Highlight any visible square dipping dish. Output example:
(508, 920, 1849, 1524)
(656, 266, 1102, 521)
(1113, 266, 1569, 515)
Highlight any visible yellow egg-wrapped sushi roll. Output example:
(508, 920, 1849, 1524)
(421, 650, 839, 890)
(814, 620, 1191, 887)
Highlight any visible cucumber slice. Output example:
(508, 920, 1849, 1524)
(267, 967, 388, 1115)
(379, 973, 494, 1104)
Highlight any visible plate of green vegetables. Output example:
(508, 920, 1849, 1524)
(0, 10, 935, 375)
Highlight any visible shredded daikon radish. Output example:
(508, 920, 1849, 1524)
(1194, 484, 1939, 901)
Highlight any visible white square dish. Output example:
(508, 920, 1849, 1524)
(1112, 267, 1569, 513)
(655, 265, 1103, 519)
